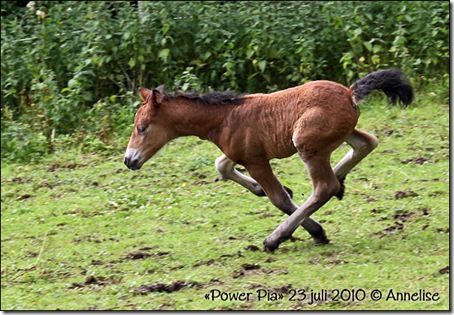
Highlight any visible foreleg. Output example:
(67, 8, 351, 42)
(215, 154, 293, 198)
(243, 160, 329, 245)
(263, 154, 339, 252)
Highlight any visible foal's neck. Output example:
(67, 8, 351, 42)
(164, 98, 234, 141)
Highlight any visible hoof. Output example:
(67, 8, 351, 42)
(310, 227, 330, 245)
(313, 236, 330, 245)
(262, 237, 280, 252)
(263, 231, 292, 252)
(262, 245, 275, 253)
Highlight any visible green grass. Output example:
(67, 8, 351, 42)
(1, 93, 449, 310)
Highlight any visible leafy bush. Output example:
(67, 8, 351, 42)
(1, 1, 449, 162)
(1, 119, 49, 162)
(324, 1, 449, 83)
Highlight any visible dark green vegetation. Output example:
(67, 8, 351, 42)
(1, 1, 449, 311)
(1, 94, 449, 310)
(1, 1, 449, 162)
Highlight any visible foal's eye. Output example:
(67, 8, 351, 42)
(137, 125, 147, 134)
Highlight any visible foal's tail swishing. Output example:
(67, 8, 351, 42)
(349, 68, 414, 107)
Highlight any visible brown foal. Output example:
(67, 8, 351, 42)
(124, 69, 414, 252)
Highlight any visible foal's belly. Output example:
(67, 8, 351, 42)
(264, 140, 297, 160)
(216, 125, 297, 163)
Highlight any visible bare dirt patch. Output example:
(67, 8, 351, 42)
(133, 281, 202, 294)
(245, 244, 260, 251)
(395, 190, 419, 199)
(69, 275, 120, 289)
(439, 266, 449, 274)
(401, 157, 428, 165)
(46, 162, 83, 172)
(123, 250, 170, 260)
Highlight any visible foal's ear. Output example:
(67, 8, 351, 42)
(138, 87, 152, 101)
(152, 84, 165, 107)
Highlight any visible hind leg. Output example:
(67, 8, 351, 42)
(215, 154, 293, 198)
(333, 129, 379, 199)
(263, 129, 378, 251)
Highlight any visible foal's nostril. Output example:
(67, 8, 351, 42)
(124, 148, 142, 170)
(124, 156, 136, 169)
(124, 156, 140, 170)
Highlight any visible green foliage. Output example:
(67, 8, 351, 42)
(1, 119, 49, 161)
(325, 1, 449, 83)
(1, 1, 449, 162)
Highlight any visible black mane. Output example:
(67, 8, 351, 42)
(164, 91, 246, 106)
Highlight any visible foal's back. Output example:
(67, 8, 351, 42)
(221, 81, 358, 161)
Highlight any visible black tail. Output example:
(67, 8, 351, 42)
(350, 69, 414, 107)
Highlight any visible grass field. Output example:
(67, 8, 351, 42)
(1, 92, 449, 310)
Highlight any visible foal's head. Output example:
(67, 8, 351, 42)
(124, 85, 174, 170)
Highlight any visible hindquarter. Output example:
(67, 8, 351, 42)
(292, 82, 358, 160)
